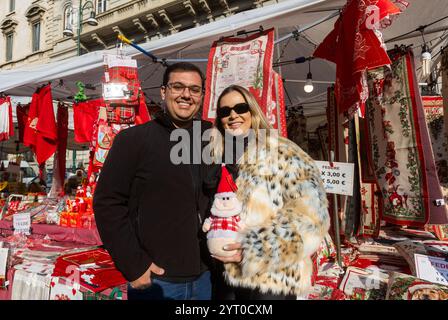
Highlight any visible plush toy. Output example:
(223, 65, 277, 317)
(202, 165, 243, 257)
(74, 81, 87, 103)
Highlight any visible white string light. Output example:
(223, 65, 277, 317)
(304, 59, 314, 93)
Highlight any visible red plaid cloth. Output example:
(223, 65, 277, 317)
(103, 58, 142, 124)
(106, 104, 135, 124)
(209, 215, 240, 232)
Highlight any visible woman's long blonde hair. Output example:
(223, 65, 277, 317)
(209, 85, 271, 162)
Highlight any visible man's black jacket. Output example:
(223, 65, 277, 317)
(93, 113, 214, 282)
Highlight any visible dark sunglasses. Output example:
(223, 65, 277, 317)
(217, 103, 250, 118)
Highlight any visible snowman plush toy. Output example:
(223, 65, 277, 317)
(202, 165, 243, 257)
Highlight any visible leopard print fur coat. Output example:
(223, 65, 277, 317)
(224, 135, 330, 296)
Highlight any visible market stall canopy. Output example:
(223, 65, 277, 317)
(1, 0, 447, 120)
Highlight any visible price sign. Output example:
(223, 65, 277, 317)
(314, 161, 355, 196)
(13, 212, 31, 235)
(415, 254, 448, 286)
(0, 248, 8, 288)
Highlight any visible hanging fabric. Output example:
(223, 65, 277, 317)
(102, 54, 142, 125)
(316, 124, 329, 161)
(106, 105, 135, 124)
(23, 84, 58, 167)
(344, 119, 361, 238)
(90, 107, 131, 173)
(202, 28, 275, 121)
(428, 48, 448, 239)
(326, 87, 350, 239)
(135, 93, 151, 125)
(266, 71, 287, 137)
(422, 96, 448, 240)
(441, 49, 448, 202)
(287, 107, 308, 152)
(327, 86, 382, 239)
(365, 48, 448, 227)
(354, 114, 382, 238)
(421, 96, 448, 185)
(0, 95, 14, 142)
(442, 49, 448, 152)
(49, 103, 68, 197)
(16, 103, 29, 143)
(73, 98, 102, 143)
(314, 0, 406, 117)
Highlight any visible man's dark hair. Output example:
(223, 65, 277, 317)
(162, 62, 205, 87)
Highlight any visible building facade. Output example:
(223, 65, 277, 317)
(0, 0, 52, 70)
(0, 0, 280, 172)
(1, 0, 280, 70)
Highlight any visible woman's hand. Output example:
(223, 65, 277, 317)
(211, 243, 243, 263)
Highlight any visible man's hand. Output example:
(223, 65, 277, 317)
(129, 263, 165, 290)
(211, 243, 243, 263)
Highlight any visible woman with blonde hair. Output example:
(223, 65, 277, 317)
(207, 85, 330, 300)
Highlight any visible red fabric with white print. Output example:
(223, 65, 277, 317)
(365, 50, 448, 226)
(202, 29, 274, 122)
(23, 85, 58, 166)
(314, 0, 407, 116)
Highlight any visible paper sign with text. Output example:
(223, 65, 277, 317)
(0, 248, 8, 287)
(104, 54, 137, 68)
(13, 212, 31, 235)
(314, 161, 355, 196)
(415, 253, 448, 286)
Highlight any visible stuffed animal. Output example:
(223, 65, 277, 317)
(202, 165, 243, 257)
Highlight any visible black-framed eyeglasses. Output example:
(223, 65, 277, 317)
(164, 82, 203, 97)
(217, 103, 250, 118)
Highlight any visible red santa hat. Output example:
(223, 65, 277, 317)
(216, 165, 237, 196)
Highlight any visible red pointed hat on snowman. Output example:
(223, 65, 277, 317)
(211, 165, 242, 217)
(216, 165, 238, 197)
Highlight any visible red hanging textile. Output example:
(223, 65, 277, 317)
(23, 84, 58, 166)
(53, 103, 68, 196)
(73, 99, 102, 143)
(16, 103, 29, 143)
(314, 0, 406, 116)
(102, 54, 144, 125)
(365, 49, 448, 227)
(23, 92, 39, 145)
(135, 94, 151, 125)
(202, 28, 275, 122)
(0, 96, 14, 142)
(266, 71, 288, 137)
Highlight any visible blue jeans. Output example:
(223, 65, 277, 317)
(127, 271, 211, 300)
